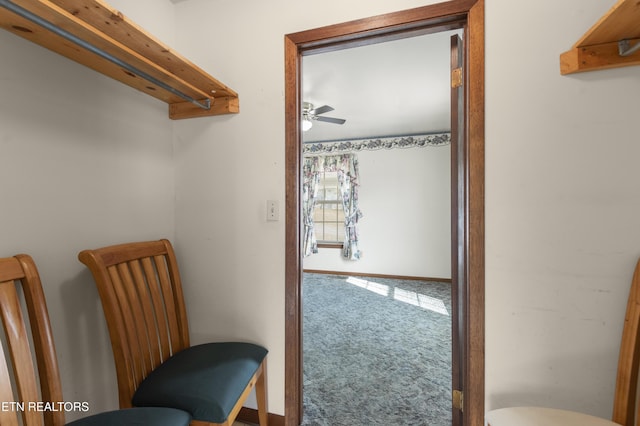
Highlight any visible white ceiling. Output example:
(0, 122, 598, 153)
(302, 29, 461, 143)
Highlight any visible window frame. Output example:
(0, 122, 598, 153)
(313, 170, 345, 247)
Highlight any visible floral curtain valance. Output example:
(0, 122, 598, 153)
(303, 132, 450, 155)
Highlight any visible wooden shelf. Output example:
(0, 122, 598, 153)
(0, 0, 239, 119)
(561, 0, 640, 75)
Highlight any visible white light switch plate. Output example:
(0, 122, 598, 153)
(267, 200, 279, 221)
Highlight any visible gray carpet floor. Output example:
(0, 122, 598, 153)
(302, 273, 452, 426)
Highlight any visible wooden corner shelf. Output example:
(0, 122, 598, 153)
(0, 0, 239, 119)
(560, 0, 640, 75)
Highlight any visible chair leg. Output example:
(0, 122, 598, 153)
(256, 359, 269, 426)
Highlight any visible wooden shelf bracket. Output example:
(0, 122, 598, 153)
(0, 0, 240, 119)
(560, 0, 640, 75)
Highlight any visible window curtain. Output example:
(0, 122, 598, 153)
(303, 153, 363, 260)
(302, 156, 323, 257)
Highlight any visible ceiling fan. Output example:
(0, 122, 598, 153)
(302, 102, 346, 131)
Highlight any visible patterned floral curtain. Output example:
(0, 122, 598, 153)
(326, 154, 363, 260)
(307, 153, 363, 260)
(302, 156, 324, 257)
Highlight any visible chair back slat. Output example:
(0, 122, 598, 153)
(161, 243, 190, 349)
(140, 257, 172, 362)
(120, 261, 157, 382)
(107, 264, 146, 391)
(613, 258, 640, 426)
(0, 340, 19, 425)
(78, 240, 191, 408)
(0, 255, 66, 426)
(153, 255, 183, 355)
(129, 259, 163, 370)
(0, 282, 42, 425)
(101, 264, 137, 402)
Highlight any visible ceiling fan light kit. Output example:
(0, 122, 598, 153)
(302, 116, 313, 131)
(302, 102, 346, 131)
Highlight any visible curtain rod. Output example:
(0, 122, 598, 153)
(0, 0, 211, 110)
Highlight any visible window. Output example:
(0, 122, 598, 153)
(312, 171, 345, 244)
(302, 153, 362, 259)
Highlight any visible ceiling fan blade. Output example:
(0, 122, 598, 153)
(315, 116, 346, 125)
(310, 105, 334, 115)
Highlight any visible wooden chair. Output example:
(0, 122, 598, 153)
(0, 253, 191, 426)
(78, 239, 269, 426)
(486, 258, 640, 426)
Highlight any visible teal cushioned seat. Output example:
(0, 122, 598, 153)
(132, 342, 268, 424)
(66, 407, 191, 426)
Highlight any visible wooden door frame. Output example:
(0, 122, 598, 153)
(284, 1, 484, 425)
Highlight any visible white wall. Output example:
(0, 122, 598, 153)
(173, 0, 640, 421)
(303, 146, 452, 278)
(485, 0, 640, 418)
(0, 0, 176, 420)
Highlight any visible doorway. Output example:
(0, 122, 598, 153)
(300, 29, 456, 425)
(285, 1, 484, 425)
